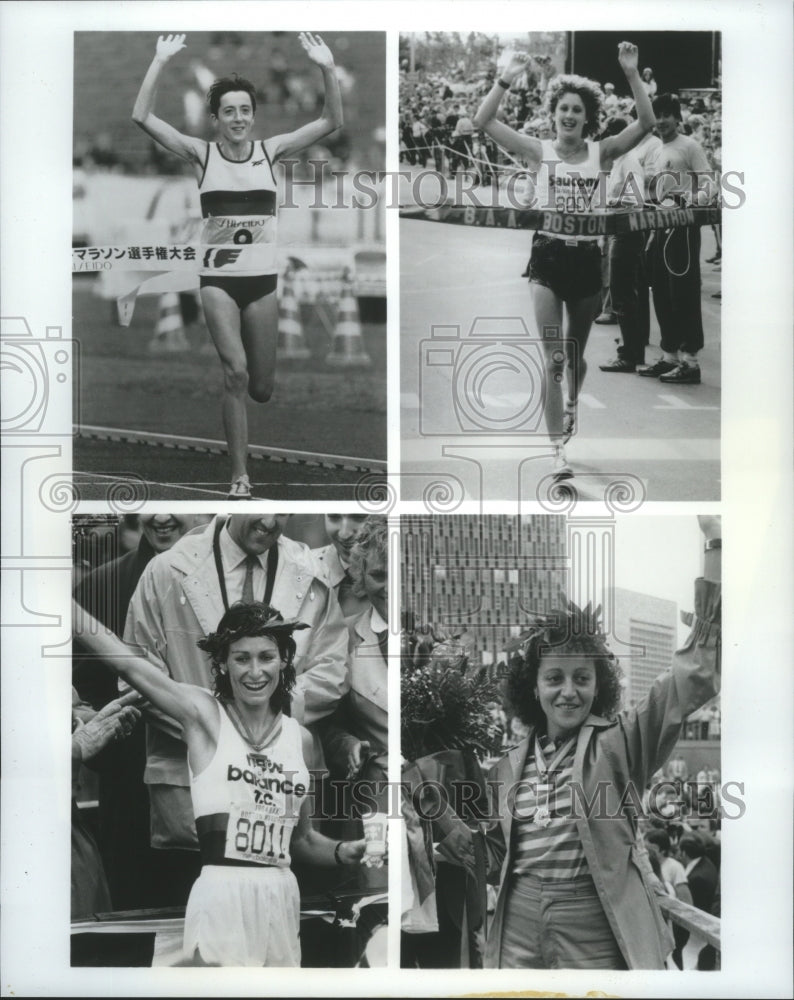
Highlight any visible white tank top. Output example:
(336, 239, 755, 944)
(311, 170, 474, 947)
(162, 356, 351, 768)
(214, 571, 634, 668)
(190, 704, 310, 868)
(535, 138, 605, 241)
(197, 140, 278, 275)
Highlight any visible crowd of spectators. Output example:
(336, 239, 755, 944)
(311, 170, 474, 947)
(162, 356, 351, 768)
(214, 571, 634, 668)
(399, 53, 722, 185)
(74, 34, 379, 177)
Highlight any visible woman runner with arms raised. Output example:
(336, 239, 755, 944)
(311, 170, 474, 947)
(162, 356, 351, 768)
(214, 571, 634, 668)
(132, 33, 343, 498)
(474, 42, 654, 480)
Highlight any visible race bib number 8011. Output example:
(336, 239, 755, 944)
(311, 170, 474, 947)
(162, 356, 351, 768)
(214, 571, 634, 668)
(225, 803, 297, 867)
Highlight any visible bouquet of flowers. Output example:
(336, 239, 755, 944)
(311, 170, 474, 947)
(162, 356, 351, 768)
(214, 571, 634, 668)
(401, 624, 501, 761)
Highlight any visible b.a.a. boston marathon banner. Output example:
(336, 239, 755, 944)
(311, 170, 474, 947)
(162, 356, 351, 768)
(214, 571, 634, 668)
(400, 203, 722, 236)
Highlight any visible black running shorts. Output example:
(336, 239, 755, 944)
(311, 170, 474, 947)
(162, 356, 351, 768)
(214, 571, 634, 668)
(528, 233, 601, 302)
(199, 274, 278, 309)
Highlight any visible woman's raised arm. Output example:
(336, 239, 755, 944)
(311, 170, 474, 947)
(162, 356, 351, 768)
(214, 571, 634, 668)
(72, 599, 209, 730)
(615, 516, 721, 788)
(131, 33, 206, 165)
(266, 33, 344, 162)
(473, 51, 541, 166)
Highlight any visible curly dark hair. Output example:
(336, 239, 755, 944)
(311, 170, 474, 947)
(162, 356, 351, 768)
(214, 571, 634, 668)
(348, 515, 388, 600)
(197, 602, 308, 715)
(545, 74, 605, 137)
(506, 601, 624, 729)
(207, 74, 258, 117)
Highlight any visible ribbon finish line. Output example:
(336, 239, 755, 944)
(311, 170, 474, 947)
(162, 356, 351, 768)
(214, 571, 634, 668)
(72, 243, 275, 273)
(71, 243, 351, 326)
(400, 204, 722, 236)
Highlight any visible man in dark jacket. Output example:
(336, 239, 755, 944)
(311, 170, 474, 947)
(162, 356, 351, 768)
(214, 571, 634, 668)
(679, 832, 719, 913)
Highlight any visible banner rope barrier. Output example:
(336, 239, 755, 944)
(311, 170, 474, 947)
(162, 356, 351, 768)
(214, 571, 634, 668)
(72, 243, 382, 325)
(399, 203, 722, 236)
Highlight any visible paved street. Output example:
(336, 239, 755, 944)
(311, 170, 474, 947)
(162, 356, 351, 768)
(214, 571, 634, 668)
(400, 218, 721, 502)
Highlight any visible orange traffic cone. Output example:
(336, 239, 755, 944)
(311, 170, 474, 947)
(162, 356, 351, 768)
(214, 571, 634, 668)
(278, 268, 311, 360)
(148, 292, 190, 353)
(325, 268, 371, 368)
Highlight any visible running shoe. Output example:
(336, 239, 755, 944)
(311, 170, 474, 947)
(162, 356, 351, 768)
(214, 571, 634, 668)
(552, 446, 573, 480)
(659, 362, 701, 385)
(705, 253, 721, 264)
(637, 359, 678, 378)
(228, 475, 253, 500)
(599, 358, 636, 373)
(594, 312, 617, 324)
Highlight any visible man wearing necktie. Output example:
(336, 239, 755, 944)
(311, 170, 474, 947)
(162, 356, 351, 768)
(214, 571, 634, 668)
(122, 513, 349, 905)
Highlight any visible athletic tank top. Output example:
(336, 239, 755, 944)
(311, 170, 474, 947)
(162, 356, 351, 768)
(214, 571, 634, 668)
(535, 138, 605, 241)
(190, 704, 310, 868)
(197, 140, 278, 275)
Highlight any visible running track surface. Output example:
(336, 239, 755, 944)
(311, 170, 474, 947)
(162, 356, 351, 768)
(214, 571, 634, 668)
(72, 284, 386, 501)
(400, 218, 721, 502)
(73, 439, 383, 501)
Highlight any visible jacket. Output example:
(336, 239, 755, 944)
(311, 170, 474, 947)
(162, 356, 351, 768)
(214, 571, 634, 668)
(482, 577, 720, 969)
(320, 606, 388, 779)
(123, 516, 349, 849)
(312, 543, 370, 623)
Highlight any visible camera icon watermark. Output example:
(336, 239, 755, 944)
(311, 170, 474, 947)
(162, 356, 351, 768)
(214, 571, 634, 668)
(0, 317, 78, 437)
(418, 316, 573, 438)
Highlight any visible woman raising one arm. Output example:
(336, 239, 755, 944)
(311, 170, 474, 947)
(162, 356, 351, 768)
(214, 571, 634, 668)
(74, 599, 364, 967)
(474, 43, 654, 480)
(434, 515, 721, 969)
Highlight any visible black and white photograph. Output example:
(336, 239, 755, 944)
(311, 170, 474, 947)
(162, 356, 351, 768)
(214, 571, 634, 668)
(400, 31, 723, 502)
(72, 30, 386, 501)
(1, 1, 793, 997)
(400, 513, 723, 971)
(70, 511, 388, 967)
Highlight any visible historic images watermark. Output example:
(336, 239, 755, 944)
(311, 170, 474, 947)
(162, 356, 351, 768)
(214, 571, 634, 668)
(279, 159, 746, 212)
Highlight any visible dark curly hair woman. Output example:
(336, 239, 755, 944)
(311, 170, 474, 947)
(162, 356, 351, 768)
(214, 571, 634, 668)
(439, 517, 722, 971)
(474, 42, 656, 481)
(73, 599, 367, 966)
(505, 600, 624, 734)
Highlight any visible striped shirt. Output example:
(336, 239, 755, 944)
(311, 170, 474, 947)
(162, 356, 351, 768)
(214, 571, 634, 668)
(511, 733, 589, 879)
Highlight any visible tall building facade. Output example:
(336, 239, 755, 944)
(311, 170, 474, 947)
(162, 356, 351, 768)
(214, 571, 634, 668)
(611, 586, 677, 706)
(401, 515, 567, 668)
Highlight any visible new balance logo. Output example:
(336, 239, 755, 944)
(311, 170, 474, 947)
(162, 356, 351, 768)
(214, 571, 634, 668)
(203, 247, 244, 269)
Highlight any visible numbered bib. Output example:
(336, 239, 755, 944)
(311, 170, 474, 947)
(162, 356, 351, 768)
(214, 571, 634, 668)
(552, 180, 601, 214)
(225, 802, 297, 867)
(203, 215, 277, 247)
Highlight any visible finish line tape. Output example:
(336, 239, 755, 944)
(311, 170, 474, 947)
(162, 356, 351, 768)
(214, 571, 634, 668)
(72, 244, 368, 326)
(76, 424, 386, 474)
(400, 204, 722, 236)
